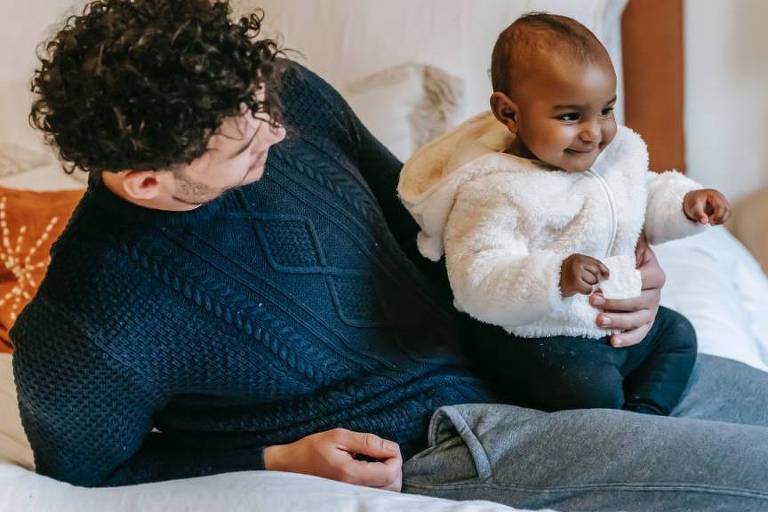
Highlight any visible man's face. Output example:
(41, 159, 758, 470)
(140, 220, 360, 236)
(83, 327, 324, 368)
(170, 106, 286, 206)
(510, 56, 618, 172)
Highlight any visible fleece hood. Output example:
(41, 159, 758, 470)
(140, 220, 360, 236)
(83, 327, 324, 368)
(398, 112, 517, 260)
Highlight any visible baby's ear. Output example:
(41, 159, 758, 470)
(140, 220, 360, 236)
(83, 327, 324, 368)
(490, 92, 519, 133)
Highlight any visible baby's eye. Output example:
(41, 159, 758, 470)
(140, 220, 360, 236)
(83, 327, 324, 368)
(601, 107, 615, 116)
(557, 112, 580, 122)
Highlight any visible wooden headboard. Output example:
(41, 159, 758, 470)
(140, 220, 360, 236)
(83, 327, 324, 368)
(622, 0, 684, 173)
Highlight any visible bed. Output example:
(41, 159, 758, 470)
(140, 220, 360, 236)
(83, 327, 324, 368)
(2, 1, 767, 511)
(2, 227, 767, 512)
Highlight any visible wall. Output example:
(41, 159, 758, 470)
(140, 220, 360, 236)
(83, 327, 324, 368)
(685, 0, 768, 201)
(0, 0, 85, 148)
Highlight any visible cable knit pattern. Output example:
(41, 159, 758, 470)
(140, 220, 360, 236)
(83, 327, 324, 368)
(10, 63, 489, 487)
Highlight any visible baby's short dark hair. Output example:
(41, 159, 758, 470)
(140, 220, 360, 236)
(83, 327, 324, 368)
(491, 12, 609, 95)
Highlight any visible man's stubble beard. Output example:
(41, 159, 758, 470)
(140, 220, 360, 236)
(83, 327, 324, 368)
(171, 173, 219, 207)
(171, 162, 262, 207)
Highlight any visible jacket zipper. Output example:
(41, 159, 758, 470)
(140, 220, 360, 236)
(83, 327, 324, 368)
(586, 169, 617, 258)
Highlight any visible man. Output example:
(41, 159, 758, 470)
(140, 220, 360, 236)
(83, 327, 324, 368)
(12, 1, 768, 510)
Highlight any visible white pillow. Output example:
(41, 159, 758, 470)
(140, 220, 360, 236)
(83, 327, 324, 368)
(344, 63, 464, 162)
(0, 143, 50, 179)
(0, 80, 84, 191)
(344, 63, 426, 162)
(0, 161, 85, 191)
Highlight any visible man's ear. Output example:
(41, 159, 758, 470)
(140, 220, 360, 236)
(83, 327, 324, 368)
(121, 170, 163, 201)
(490, 92, 519, 134)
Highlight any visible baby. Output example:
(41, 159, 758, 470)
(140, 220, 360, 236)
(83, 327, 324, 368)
(398, 13, 730, 415)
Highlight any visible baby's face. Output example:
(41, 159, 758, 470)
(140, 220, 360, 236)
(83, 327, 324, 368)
(505, 56, 618, 172)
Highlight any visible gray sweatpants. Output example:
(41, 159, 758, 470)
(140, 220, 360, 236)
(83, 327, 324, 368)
(403, 354, 768, 511)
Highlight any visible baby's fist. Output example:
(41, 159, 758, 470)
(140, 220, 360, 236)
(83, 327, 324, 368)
(683, 189, 730, 225)
(560, 254, 610, 298)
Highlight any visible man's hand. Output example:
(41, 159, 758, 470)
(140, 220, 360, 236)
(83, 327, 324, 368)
(560, 253, 610, 297)
(263, 428, 402, 492)
(589, 234, 665, 348)
(683, 188, 730, 225)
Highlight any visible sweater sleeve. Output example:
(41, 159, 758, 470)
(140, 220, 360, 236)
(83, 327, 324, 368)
(11, 299, 266, 487)
(644, 170, 707, 245)
(443, 179, 566, 328)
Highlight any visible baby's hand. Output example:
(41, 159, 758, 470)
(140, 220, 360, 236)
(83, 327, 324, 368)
(559, 254, 610, 298)
(683, 189, 730, 225)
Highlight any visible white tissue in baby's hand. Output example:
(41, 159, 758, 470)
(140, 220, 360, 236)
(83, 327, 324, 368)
(599, 255, 642, 299)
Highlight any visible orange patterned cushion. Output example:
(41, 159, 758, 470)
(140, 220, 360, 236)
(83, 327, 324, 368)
(0, 186, 84, 353)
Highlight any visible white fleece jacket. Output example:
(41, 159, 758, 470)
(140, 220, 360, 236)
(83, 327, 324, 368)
(398, 112, 706, 339)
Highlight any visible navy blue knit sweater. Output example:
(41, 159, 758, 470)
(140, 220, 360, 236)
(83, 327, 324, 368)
(11, 64, 491, 487)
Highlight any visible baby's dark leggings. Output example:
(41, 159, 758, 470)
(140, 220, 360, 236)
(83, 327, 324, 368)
(462, 306, 697, 415)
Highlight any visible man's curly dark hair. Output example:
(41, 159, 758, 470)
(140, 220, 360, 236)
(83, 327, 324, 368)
(30, 0, 284, 174)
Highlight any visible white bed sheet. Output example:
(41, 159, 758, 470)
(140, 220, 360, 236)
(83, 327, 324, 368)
(0, 462, 523, 512)
(656, 227, 768, 373)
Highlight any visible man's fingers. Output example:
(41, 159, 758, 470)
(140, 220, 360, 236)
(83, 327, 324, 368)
(637, 253, 666, 290)
(598, 286, 658, 312)
(336, 430, 400, 460)
(599, 296, 643, 313)
(634, 233, 651, 267)
(384, 470, 403, 492)
(597, 308, 653, 331)
(611, 320, 653, 348)
(340, 457, 401, 489)
(326, 429, 402, 489)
